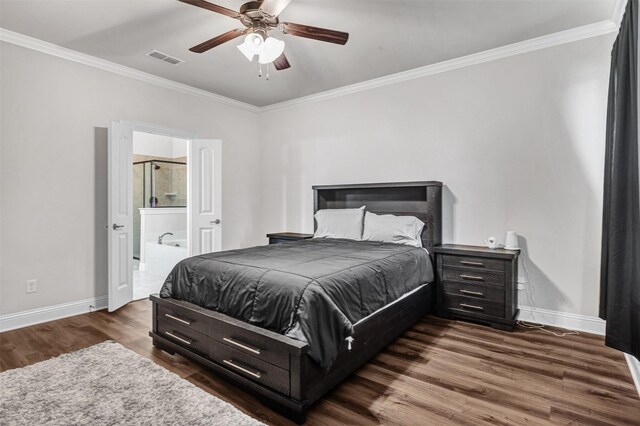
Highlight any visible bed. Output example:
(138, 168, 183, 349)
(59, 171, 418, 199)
(149, 181, 442, 423)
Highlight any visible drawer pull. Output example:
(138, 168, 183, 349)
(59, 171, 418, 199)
(460, 260, 484, 267)
(164, 331, 192, 345)
(164, 313, 191, 326)
(460, 303, 484, 311)
(223, 337, 261, 355)
(459, 274, 485, 282)
(459, 289, 484, 297)
(223, 360, 262, 379)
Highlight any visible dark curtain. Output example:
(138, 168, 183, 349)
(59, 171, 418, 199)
(600, 0, 639, 360)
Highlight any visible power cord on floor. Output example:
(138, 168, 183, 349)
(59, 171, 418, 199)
(516, 249, 580, 337)
(516, 319, 579, 337)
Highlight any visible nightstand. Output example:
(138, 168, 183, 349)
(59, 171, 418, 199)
(266, 232, 314, 245)
(433, 244, 519, 331)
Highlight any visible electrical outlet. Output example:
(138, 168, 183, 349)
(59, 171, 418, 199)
(26, 279, 37, 294)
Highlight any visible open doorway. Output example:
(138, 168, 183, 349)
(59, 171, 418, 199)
(108, 120, 222, 312)
(132, 132, 189, 300)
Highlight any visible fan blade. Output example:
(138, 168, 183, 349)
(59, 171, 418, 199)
(178, 0, 240, 19)
(281, 22, 349, 45)
(190, 29, 246, 53)
(273, 53, 291, 70)
(260, 0, 292, 17)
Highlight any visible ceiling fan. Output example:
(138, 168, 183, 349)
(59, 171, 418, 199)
(179, 0, 349, 78)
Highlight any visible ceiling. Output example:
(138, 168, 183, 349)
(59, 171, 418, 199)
(0, 0, 616, 107)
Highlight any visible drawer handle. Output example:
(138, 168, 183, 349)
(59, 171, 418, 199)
(164, 313, 192, 326)
(223, 337, 261, 355)
(460, 303, 484, 311)
(460, 260, 484, 267)
(223, 360, 262, 379)
(459, 289, 484, 297)
(459, 274, 485, 282)
(165, 331, 192, 345)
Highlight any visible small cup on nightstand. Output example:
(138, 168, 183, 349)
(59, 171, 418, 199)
(484, 236, 498, 249)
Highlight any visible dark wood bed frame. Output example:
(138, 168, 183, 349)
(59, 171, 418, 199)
(149, 181, 442, 423)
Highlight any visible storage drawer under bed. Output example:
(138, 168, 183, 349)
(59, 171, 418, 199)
(210, 341, 291, 395)
(208, 319, 290, 370)
(157, 317, 211, 357)
(154, 297, 291, 371)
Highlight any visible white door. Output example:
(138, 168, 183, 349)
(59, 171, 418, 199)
(188, 139, 222, 255)
(108, 121, 134, 311)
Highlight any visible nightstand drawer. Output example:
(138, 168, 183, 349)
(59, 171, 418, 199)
(442, 254, 505, 271)
(441, 293, 505, 317)
(441, 281, 504, 303)
(442, 268, 505, 287)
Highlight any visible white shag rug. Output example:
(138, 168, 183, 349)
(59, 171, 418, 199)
(0, 341, 264, 426)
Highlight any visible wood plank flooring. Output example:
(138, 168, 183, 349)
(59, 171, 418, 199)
(1, 300, 638, 425)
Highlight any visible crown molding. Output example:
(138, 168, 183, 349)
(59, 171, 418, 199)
(261, 20, 617, 113)
(0, 28, 260, 114)
(612, 0, 628, 27)
(1, 19, 618, 115)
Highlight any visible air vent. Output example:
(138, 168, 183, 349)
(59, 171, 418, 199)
(145, 50, 185, 66)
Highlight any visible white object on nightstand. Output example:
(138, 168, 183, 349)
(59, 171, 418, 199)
(504, 230, 520, 250)
(484, 236, 498, 249)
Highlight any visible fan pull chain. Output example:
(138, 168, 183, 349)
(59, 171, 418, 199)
(266, 63, 270, 81)
(258, 63, 262, 78)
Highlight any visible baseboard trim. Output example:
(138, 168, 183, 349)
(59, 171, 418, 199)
(0, 296, 108, 332)
(517, 305, 606, 335)
(625, 354, 640, 397)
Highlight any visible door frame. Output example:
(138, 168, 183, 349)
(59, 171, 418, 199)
(127, 121, 198, 257)
(125, 120, 198, 142)
(108, 120, 198, 311)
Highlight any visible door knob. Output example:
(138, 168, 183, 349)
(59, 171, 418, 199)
(112, 224, 124, 230)
(210, 219, 221, 225)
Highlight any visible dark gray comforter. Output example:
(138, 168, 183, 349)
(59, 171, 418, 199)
(159, 238, 433, 369)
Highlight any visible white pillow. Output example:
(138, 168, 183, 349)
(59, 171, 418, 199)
(362, 212, 425, 247)
(313, 206, 365, 240)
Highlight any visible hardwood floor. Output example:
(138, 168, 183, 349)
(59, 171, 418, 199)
(1, 300, 638, 425)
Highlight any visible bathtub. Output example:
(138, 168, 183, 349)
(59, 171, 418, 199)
(145, 239, 188, 278)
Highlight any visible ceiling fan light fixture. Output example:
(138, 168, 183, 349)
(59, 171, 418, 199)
(258, 36, 285, 64)
(237, 41, 255, 61)
(244, 32, 264, 54)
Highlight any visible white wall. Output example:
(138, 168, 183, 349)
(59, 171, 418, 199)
(0, 42, 263, 316)
(258, 34, 615, 317)
(133, 131, 187, 159)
